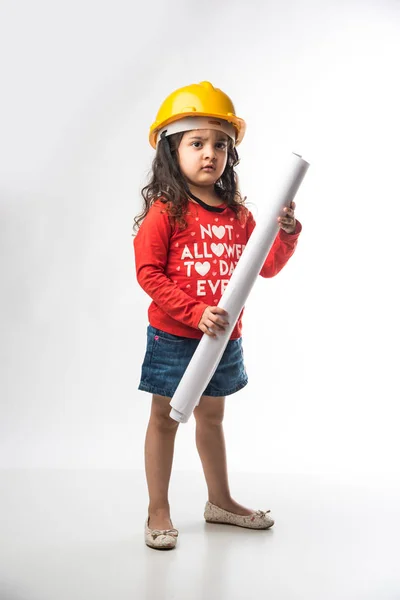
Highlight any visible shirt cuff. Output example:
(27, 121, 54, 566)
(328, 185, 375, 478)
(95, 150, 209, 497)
(278, 219, 302, 241)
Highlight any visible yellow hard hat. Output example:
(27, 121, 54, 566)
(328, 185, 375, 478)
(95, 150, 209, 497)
(149, 81, 246, 148)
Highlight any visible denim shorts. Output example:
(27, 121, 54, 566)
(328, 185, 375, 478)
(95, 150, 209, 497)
(138, 325, 248, 398)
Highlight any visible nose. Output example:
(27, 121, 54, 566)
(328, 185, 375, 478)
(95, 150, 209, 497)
(203, 143, 217, 161)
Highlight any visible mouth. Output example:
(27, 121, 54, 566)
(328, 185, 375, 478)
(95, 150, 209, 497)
(202, 166, 215, 171)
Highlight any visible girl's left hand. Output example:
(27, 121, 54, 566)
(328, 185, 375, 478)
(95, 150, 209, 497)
(278, 201, 297, 234)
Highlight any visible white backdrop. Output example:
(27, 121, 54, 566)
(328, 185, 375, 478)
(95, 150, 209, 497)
(1, 0, 399, 474)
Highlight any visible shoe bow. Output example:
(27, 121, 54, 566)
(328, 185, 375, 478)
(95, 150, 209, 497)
(255, 510, 271, 517)
(151, 528, 179, 540)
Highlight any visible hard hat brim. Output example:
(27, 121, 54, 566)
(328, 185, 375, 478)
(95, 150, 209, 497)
(149, 112, 246, 149)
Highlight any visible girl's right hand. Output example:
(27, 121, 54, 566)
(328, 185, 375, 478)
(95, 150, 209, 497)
(198, 306, 229, 337)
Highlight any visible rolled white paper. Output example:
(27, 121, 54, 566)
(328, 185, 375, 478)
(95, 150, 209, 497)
(169, 152, 310, 423)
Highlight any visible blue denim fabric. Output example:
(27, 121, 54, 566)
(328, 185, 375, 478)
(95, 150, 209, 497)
(138, 325, 248, 398)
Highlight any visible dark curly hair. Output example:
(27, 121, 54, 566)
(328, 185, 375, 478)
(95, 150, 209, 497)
(133, 131, 248, 233)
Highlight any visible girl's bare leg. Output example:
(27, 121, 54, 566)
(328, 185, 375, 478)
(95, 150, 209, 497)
(145, 394, 179, 530)
(194, 395, 254, 515)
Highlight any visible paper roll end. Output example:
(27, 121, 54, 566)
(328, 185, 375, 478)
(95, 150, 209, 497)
(170, 408, 189, 423)
(292, 151, 310, 168)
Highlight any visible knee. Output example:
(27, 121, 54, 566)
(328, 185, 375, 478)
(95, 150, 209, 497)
(150, 396, 180, 431)
(151, 412, 180, 431)
(194, 407, 224, 427)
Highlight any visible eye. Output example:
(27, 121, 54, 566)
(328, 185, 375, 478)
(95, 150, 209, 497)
(216, 142, 228, 150)
(191, 141, 202, 148)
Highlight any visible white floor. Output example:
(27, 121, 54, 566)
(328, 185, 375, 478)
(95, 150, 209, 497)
(0, 469, 399, 600)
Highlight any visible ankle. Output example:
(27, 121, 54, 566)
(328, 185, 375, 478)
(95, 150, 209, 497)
(148, 504, 171, 516)
(208, 495, 232, 507)
(148, 510, 173, 530)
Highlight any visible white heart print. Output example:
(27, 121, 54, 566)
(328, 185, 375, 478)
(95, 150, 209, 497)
(212, 225, 225, 239)
(195, 262, 211, 276)
(211, 243, 224, 257)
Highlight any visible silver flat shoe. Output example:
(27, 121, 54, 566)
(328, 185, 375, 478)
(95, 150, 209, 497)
(204, 501, 274, 529)
(144, 516, 179, 549)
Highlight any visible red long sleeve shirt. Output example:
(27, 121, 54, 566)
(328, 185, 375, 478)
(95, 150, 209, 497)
(133, 199, 302, 339)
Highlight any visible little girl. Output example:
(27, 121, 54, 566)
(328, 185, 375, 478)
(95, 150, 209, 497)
(133, 81, 302, 550)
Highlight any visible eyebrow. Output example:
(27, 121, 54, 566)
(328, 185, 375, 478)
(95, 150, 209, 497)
(188, 135, 228, 142)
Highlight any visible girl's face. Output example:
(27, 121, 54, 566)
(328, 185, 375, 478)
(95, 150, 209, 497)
(177, 129, 229, 191)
